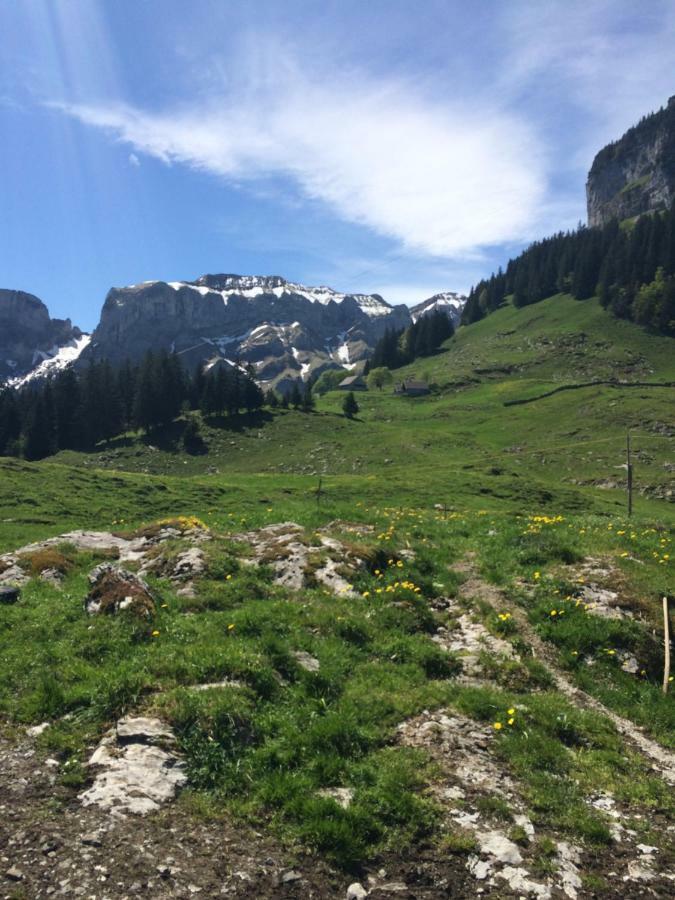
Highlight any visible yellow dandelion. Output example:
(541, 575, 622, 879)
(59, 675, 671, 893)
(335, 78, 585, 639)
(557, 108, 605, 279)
(493, 722, 503, 730)
(151, 630, 160, 636)
(227, 623, 235, 631)
(507, 708, 515, 716)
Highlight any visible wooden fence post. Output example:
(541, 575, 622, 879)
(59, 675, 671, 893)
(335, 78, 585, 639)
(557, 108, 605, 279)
(664, 596, 671, 695)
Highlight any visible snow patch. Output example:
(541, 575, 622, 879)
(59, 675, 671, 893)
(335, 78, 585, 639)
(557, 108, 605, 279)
(162, 276, 394, 318)
(9, 335, 92, 387)
(411, 291, 466, 323)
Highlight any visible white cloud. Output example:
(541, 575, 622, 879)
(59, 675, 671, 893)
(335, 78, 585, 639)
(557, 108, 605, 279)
(128, 152, 140, 167)
(498, 0, 675, 161)
(54, 63, 548, 258)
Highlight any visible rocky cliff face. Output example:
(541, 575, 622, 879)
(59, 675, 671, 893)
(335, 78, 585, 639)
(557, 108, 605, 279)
(82, 274, 414, 391)
(587, 96, 675, 227)
(0, 290, 86, 383)
(3, 277, 466, 391)
(410, 291, 466, 326)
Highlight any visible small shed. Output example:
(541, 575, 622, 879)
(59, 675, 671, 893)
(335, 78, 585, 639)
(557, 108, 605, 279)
(338, 375, 367, 391)
(395, 379, 430, 397)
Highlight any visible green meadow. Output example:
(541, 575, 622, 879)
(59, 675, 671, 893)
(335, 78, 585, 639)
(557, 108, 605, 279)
(1, 293, 673, 873)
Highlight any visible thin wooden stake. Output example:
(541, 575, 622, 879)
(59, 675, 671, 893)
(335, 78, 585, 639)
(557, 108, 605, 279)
(663, 596, 671, 695)
(626, 431, 633, 517)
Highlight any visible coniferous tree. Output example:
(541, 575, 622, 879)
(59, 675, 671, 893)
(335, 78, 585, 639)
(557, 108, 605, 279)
(0, 388, 21, 456)
(289, 382, 302, 409)
(342, 391, 359, 419)
(301, 383, 315, 412)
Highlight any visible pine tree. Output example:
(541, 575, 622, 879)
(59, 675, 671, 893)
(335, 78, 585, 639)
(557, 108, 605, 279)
(301, 383, 315, 412)
(342, 391, 359, 419)
(289, 382, 302, 409)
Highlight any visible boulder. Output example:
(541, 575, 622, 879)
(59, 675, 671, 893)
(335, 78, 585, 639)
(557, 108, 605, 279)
(0, 586, 20, 604)
(79, 716, 187, 815)
(85, 564, 156, 619)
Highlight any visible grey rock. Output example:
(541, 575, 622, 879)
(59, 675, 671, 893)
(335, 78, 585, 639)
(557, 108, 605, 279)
(318, 787, 353, 808)
(477, 831, 523, 865)
(5, 866, 24, 881)
(79, 275, 414, 391)
(78, 716, 187, 815)
(0, 288, 84, 384)
(85, 564, 156, 619)
(587, 96, 675, 226)
(292, 650, 321, 673)
(347, 883, 368, 899)
(0, 585, 20, 603)
(280, 870, 302, 883)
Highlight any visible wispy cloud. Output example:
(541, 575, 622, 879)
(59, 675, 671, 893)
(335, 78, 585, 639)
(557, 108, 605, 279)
(53, 59, 549, 258)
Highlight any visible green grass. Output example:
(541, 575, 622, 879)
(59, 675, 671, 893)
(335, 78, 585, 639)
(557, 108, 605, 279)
(0, 292, 673, 871)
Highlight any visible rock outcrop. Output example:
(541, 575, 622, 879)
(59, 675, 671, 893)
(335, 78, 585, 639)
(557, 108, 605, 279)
(81, 274, 412, 392)
(79, 717, 187, 815)
(0, 289, 87, 384)
(587, 96, 675, 227)
(410, 291, 466, 326)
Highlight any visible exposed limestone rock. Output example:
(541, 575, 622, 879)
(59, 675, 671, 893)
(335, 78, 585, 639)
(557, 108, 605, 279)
(398, 710, 517, 796)
(477, 831, 522, 864)
(318, 787, 353, 808)
(79, 717, 187, 815)
(0, 564, 28, 587)
(579, 584, 633, 620)
(39, 567, 64, 587)
(85, 564, 156, 619)
(26, 722, 50, 738)
(234, 522, 367, 596)
(292, 650, 321, 672)
(0, 287, 83, 383)
(170, 547, 206, 581)
(587, 96, 675, 226)
(432, 608, 515, 681)
(187, 679, 243, 692)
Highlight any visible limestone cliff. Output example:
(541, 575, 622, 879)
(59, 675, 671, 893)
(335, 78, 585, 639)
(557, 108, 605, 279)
(0, 289, 84, 383)
(587, 96, 675, 227)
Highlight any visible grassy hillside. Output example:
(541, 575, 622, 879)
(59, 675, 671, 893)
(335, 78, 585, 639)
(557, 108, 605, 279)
(50, 295, 674, 520)
(1, 293, 673, 894)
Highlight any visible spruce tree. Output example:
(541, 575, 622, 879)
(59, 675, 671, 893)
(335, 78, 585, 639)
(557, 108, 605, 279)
(342, 391, 359, 419)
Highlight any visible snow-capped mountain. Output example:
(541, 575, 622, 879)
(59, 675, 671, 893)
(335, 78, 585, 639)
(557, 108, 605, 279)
(80, 274, 412, 391)
(410, 291, 466, 325)
(0, 289, 87, 385)
(3, 275, 467, 392)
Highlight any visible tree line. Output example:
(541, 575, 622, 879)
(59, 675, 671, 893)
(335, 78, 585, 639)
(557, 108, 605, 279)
(367, 309, 455, 370)
(0, 351, 272, 461)
(462, 201, 675, 335)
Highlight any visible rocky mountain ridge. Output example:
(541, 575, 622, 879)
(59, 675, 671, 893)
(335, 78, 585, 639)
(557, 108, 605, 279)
(587, 95, 675, 226)
(2, 276, 465, 391)
(0, 289, 86, 384)
(410, 291, 466, 324)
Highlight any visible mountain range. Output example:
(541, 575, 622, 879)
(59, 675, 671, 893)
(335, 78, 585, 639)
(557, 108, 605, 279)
(0, 277, 466, 391)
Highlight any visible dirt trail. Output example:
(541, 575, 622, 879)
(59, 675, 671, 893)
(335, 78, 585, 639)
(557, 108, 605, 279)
(455, 564, 675, 787)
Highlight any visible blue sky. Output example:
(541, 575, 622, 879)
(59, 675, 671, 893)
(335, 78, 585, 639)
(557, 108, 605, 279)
(1, 0, 674, 331)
